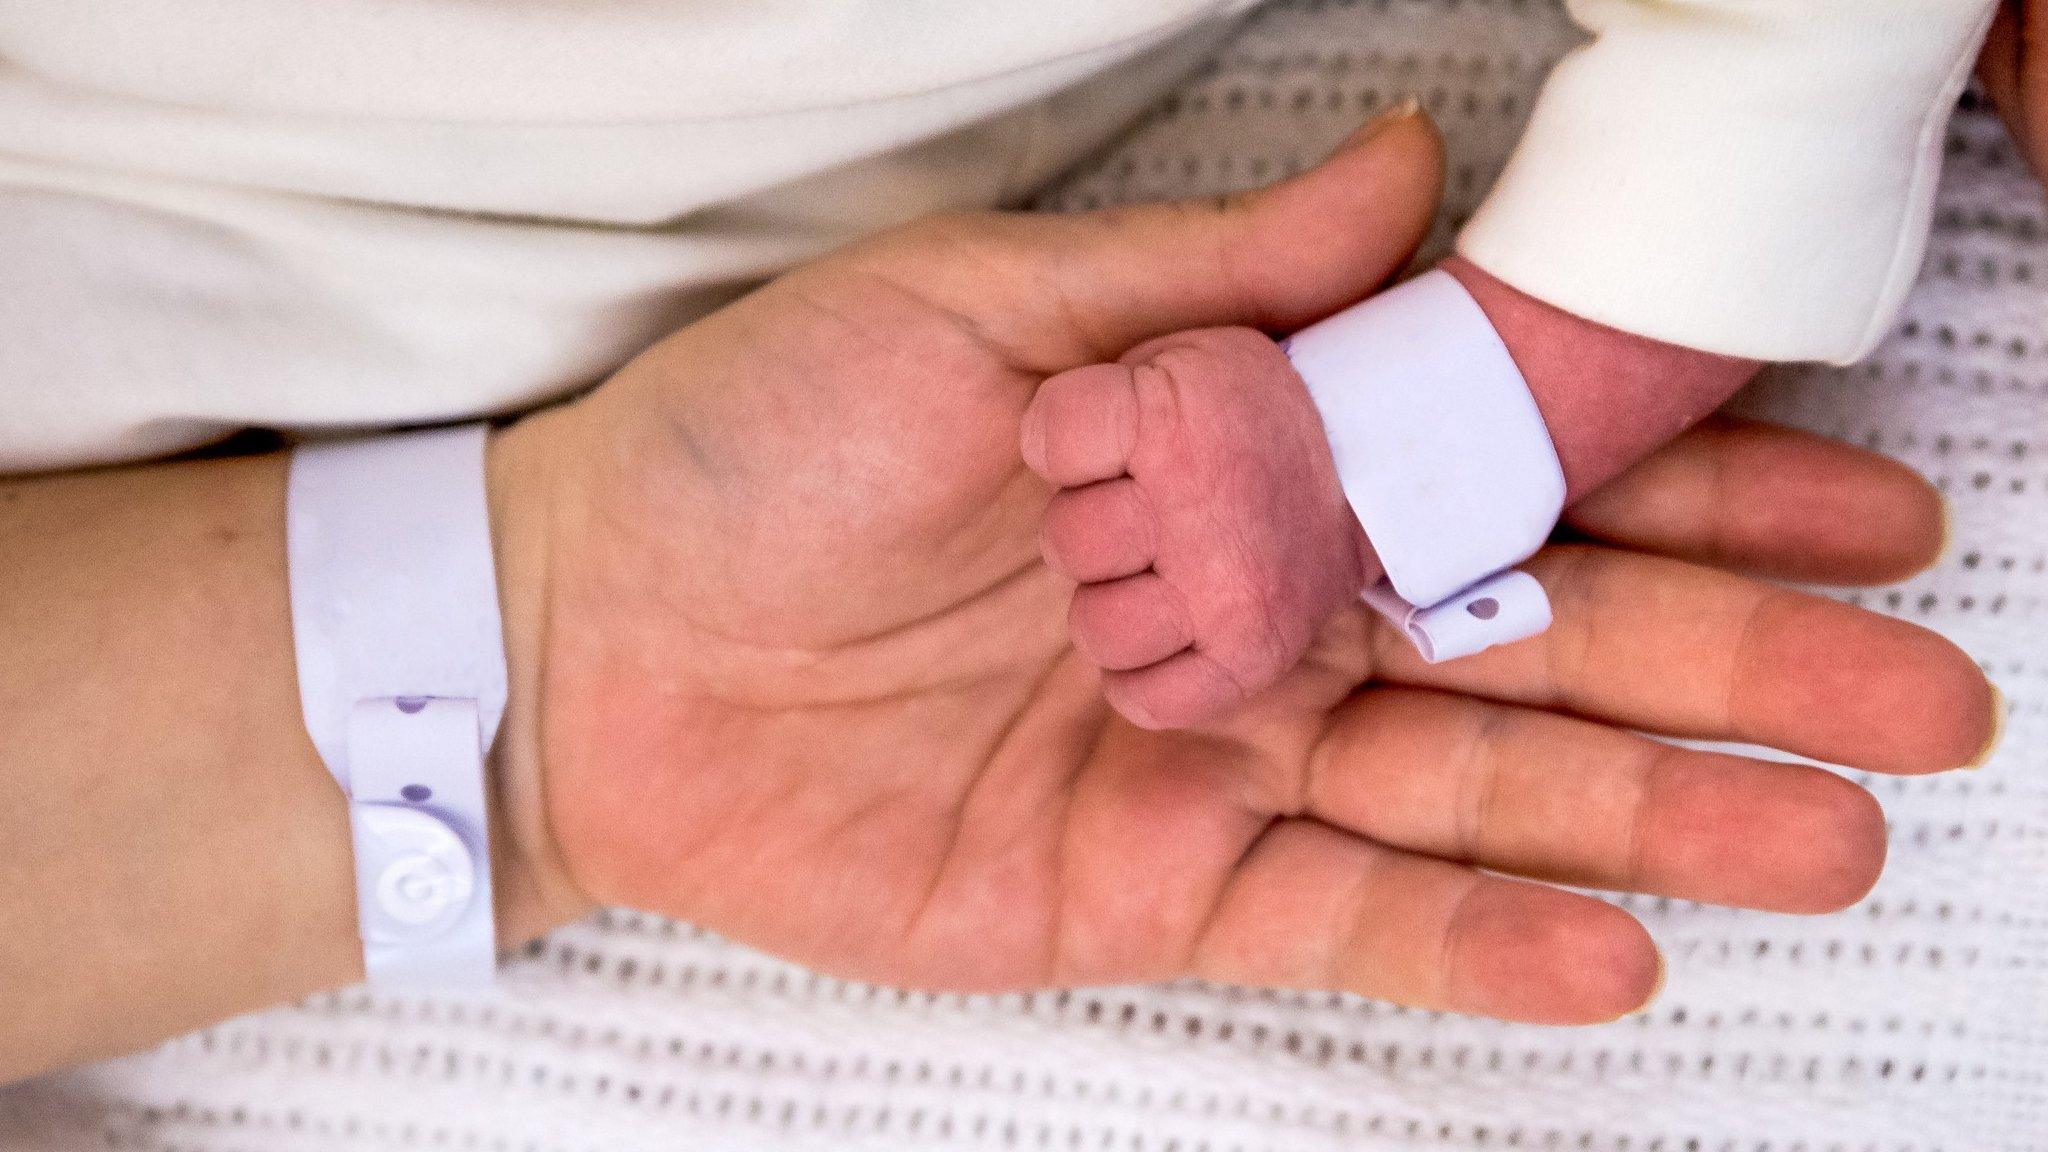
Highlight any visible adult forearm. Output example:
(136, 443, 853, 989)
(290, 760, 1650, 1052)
(0, 432, 576, 1081)
(0, 452, 354, 1077)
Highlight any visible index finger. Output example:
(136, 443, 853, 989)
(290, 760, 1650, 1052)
(1366, 545, 2000, 777)
(1564, 417, 1947, 587)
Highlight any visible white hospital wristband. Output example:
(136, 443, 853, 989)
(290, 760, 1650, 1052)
(287, 423, 505, 987)
(1283, 270, 1566, 663)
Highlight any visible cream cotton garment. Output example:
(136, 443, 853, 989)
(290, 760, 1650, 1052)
(0, 0, 1253, 471)
(0, 0, 2010, 470)
(1461, 0, 2001, 363)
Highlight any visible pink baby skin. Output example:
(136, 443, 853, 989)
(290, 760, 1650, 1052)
(1019, 255, 1759, 729)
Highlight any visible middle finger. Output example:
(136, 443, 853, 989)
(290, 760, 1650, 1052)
(1363, 545, 1998, 778)
(1305, 686, 1888, 913)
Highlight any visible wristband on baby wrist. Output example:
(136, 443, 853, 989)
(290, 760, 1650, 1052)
(1283, 269, 1565, 663)
(287, 423, 505, 987)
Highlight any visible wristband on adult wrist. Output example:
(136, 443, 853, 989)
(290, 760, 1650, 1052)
(1283, 269, 1566, 663)
(287, 423, 505, 987)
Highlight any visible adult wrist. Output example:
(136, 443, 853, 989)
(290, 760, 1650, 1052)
(483, 407, 602, 946)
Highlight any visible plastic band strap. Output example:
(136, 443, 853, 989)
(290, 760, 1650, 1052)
(1283, 270, 1565, 663)
(287, 424, 505, 986)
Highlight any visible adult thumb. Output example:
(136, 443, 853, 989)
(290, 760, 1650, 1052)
(856, 103, 1445, 370)
(1980, 2, 2048, 178)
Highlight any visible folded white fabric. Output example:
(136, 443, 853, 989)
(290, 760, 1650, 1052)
(1462, 0, 1999, 363)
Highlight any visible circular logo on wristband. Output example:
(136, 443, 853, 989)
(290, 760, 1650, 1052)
(352, 803, 477, 943)
(378, 852, 467, 926)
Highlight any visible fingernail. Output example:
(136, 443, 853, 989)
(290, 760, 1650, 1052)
(1965, 685, 2007, 770)
(1600, 950, 1667, 1024)
(1019, 408, 1047, 475)
(1379, 96, 1424, 126)
(1936, 495, 1956, 565)
(1334, 96, 1424, 155)
(1635, 951, 1670, 1017)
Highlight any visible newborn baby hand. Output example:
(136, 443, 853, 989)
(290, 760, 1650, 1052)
(1020, 327, 1373, 729)
(1025, 259, 1766, 731)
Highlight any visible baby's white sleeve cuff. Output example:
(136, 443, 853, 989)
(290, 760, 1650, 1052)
(1459, 0, 1997, 365)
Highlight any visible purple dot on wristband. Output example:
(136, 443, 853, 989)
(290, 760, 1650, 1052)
(395, 697, 429, 714)
(401, 784, 432, 803)
(1466, 597, 1500, 621)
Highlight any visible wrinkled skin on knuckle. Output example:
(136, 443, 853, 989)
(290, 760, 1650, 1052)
(1117, 328, 1367, 697)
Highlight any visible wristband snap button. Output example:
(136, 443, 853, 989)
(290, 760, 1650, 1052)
(351, 802, 477, 944)
(378, 851, 465, 925)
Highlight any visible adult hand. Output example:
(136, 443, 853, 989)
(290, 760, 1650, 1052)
(486, 109, 1998, 1026)
(1982, 2, 2048, 171)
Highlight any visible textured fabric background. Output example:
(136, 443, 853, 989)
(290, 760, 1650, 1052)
(7, 0, 2045, 1148)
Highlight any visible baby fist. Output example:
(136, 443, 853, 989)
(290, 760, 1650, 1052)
(1020, 327, 1375, 729)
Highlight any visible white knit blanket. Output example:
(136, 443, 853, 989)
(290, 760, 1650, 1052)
(8, 1, 2044, 1148)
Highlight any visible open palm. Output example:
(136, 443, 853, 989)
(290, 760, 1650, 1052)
(499, 113, 1997, 1024)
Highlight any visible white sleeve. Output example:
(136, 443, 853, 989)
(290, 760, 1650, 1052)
(1456, 0, 1999, 365)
